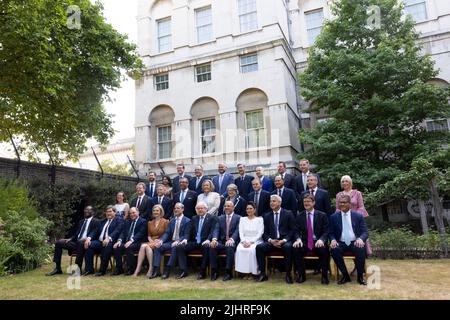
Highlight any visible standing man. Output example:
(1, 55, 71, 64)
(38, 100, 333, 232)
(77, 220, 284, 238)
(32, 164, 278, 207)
(172, 163, 192, 195)
(189, 165, 210, 194)
(256, 195, 295, 284)
(272, 176, 298, 214)
(255, 166, 274, 192)
(173, 177, 198, 219)
(295, 159, 321, 194)
(330, 195, 368, 285)
(130, 182, 153, 220)
(46, 206, 100, 276)
(248, 178, 271, 217)
(145, 171, 158, 198)
(234, 163, 254, 201)
(151, 185, 174, 219)
(293, 194, 330, 284)
(209, 201, 241, 281)
(276, 161, 297, 190)
(299, 174, 332, 216)
(212, 163, 235, 197)
(112, 207, 147, 275)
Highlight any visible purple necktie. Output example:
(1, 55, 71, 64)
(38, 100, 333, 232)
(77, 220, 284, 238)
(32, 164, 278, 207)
(307, 212, 314, 251)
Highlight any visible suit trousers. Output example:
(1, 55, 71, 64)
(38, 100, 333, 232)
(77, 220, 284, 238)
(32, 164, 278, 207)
(53, 239, 83, 271)
(209, 242, 236, 272)
(155, 242, 179, 269)
(293, 244, 329, 278)
(86, 240, 114, 273)
(256, 241, 293, 276)
(176, 242, 210, 272)
(113, 242, 141, 273)
(331, 241, 366, 277)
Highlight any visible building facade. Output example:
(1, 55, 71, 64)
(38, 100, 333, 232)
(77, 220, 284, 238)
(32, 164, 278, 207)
(135, 0, 450, 176)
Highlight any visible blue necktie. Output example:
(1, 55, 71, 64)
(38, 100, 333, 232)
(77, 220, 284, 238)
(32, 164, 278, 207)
(342, 213, 352, 246)
(180, 190, 185, 203)
(149, 184, 154, 197)
(196, 216, 204, 244)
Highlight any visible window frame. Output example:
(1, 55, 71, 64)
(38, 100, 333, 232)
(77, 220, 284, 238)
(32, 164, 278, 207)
(305, 8, 324, 46)
(404, 0, 428, 23)
(200, 117, 217, 154)
(240, 53, 258, 73)
(157, 125, 172, 160)
(195, 63, 212, 83)
(238, 0, 258, 33)
(157, 17, 172, 53)
(245, 110, 266, 149)
(195, 6, 213, 44)
(425, 118, 450, 132)
(154, 73, 169, 91)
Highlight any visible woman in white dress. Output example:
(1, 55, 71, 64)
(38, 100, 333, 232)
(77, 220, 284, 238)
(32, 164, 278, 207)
(235, 202, 264, 276)
(114, 191, 130, 219)
(197, 179, 221, 216)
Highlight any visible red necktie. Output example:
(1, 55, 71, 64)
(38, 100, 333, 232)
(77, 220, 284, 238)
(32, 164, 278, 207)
(307, 212, 314, 250)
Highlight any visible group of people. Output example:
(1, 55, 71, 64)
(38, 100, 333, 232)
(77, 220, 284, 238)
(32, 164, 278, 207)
(46, 160, 370, 285)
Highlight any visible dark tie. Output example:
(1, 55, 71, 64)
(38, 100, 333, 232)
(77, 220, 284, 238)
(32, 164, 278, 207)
(307, 212, 314, 250)
(226, 215, 231, 241)
(274, 213, 280, 239)
(137, 196, 142, 208)
(310, 189, 314, 196)
(128, 220, 136, 241)
(101, 220, 111, 241)
(254, 192, 260, 208)
(278, 189, 282, 197)
(77, 219, 87, 240)
(149, 184, 154, 197)
(241, 176, 244, 181)
(158, 197, 162, 204)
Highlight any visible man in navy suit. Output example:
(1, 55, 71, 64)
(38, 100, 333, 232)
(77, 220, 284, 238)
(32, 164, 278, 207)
(276, 161, 297, 190)
(173, 177, 198, 219)
(299, 174, 332, 216)
(256, 195, 295, 283)
(46, 206, 100, 276)
(145, 171, 158, 198)
(294, 159, 321, 194)
(293, 194, 330, 284)
(152, 185, 174, 219)
(212, 163, 235, 197)
(272, 175, 298, 214)
(112, 207, 147, 275)
(209, 201, 241, 281)
(175, 202, 217, 279)
(130, 182, 153, 220)
(154, 203, 191, 279)
(172, 163, 192, 195)
(329, 195, 369, 285)
(85, 206, 124, 276)
(255, 166, 274, 192)
(189, 165, 210, 194)
(248, 178, 271, 217)
(234, 163, 254, 200)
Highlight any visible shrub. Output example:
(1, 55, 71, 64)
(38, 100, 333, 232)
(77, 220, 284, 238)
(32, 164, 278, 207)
(0, 179, 39, 220)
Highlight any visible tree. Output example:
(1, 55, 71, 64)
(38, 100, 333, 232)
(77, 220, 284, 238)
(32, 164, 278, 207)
(0, 0, 143, 163)
(298, 0, 450, 196)
(99, 159, 133, 177)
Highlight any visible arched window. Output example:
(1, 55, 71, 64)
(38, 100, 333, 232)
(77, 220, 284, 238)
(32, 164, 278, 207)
(149, 105, 175, 160)
(190, 97, 220, 155)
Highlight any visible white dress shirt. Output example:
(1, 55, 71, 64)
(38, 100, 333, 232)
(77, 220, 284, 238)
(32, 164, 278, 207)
(340, 210, 356, 242)
(79, 216, 93, 240)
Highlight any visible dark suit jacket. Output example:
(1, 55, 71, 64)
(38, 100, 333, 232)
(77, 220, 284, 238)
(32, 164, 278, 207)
(98, 217, 124, 243)
(145, 182, 159, 198)
(262, 209, 295, 242)
(234, 175, 254, 200)
(69, 217, 101, 242)
(212, 173, 235, 197)
(248, 190, 271, 217)
(151, 195, 174, 220)
(294, 172, 322, 194)
(272, 187, 298, 214)
(213, 213, 241, 243)
(173, 189, 198, 219)
(279, 173, 297, 190)
(160, 215, 191, 243)
(299, 188, 332, 216)
(219, 196, 247, 217)
(329, 211, 369, 243)
(295, 210, 329, 244)
(130, 195, 153, 220)
(260, 176, 274, 193)
(172, 174, 192, 194)
(188, 214, 217, 242)
(189, 175, 210, 194)
(119, 217, 147, 243)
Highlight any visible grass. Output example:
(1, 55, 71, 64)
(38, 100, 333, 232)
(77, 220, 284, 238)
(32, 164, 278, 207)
(0, 257, 449, 300)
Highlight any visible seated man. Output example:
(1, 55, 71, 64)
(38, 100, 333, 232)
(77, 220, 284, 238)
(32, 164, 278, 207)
(46, 206, 100, 276)
(256, 195, 295, 284)
(329, 194, 369, 285)
(175, 202, 217, 279)
(85, 205, 124, 276)
(153, 202, 191, 279)
(112, 207, 147, 275)
(209, 201, 241, 281)
(293, 194, 330, 285)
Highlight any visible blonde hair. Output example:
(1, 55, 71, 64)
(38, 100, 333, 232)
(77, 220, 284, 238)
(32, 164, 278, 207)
(340, 175, 353, 186)
(202, 179, 215, 192)
(152, 204, 165, 217)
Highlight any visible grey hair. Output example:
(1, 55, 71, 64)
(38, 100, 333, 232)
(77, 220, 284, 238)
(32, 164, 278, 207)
(270, 195, 282, 203)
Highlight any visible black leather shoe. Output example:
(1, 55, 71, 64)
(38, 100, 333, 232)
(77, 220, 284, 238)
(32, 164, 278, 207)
(257, 274, 268, 282)
(125, 271, 133, 276)
(338, 274, 351, 285)
(95, 272, 105, 277)
(223, 274, 232, 281)
(285, 274, 293, 284)
(321, 276, 330, 285)
(296, 275, 306, 284)
(177, 271, 188, 279)
(197, 273, 206, 280)
(211, 272, 219, 281)
(82, 271, 94, 276)
(46, 269, 63, 276)
(112, 270, 123, 276)
(161, 272, 170, 280)
(357, 276, 367, 285)
(149, 270, 161, 279)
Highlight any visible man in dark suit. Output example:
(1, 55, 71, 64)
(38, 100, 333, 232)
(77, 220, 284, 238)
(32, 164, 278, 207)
(112, 207, 147, 275)
(153, 203, 191, 279)
(293, 194, 330, 284)
(294, 159, 321, 194)
(85, 206, 124, 276)
(46, 206, 100, 276)
(209, 201, 241, 281)
(145, 171, 159, 198)
(299, 174, 332, 216)
(189, 165, 210, 194)
(212, 163, 235, 197)
(255, 166, 274, 192)
(256, 195, 295, 284)
(173, 177, 198, 219)
(152, 185, 174, 219)
(130, 182, 153, 220)
(234, 163, 254, 200)
(329, 195, 369, 285)
(276, 161, 297, 190)
(272, 175, 298, 214)
(175, 202, 217, 279)
(248, 178, 271, 217)
(172, 163, 192, 195)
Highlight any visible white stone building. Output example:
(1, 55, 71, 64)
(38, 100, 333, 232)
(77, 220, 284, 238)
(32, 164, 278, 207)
(134, 0, 450, 176)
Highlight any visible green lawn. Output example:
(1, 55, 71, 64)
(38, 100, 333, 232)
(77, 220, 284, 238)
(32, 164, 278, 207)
(1, 257, 449, 299)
